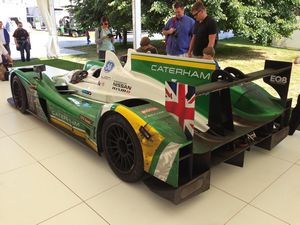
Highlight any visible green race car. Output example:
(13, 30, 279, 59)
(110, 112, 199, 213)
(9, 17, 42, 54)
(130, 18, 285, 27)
(8, 50, 295, 204)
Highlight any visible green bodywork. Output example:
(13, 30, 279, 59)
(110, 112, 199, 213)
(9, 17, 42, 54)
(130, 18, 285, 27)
(84, 60, 105, 71)
(231, 84, 284, 120)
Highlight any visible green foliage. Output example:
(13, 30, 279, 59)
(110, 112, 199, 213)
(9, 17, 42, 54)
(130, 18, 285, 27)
(69, 0, 300, 45)
(67, 0, 104, 29)
(214, 0, 300, 45)
(14, 59, 83, 71)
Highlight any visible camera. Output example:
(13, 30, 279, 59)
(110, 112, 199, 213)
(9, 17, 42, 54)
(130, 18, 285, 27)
(172, 29, 178, 38)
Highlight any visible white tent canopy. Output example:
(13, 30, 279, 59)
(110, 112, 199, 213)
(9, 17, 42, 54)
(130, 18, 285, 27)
(36, 0, 60, 58)
(37, 0, 141, 58)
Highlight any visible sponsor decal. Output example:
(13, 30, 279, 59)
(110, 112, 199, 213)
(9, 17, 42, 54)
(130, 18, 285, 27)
(165, 81, 195, 139)
(143, 110, 164, 119)
(80, 115, 93, 125)
(51, 110, 81, 127)
(139, 106, 164, 118)
(151, 64, 211, 80)
(104, 61, 115, 73)
(82, 89, 92, 95)
(112, 80, 132, 94)
(154, 142, 181, 182)
(269, 75, 287, 85)
(26, 88, 47, 121)
(141, 107, 159, 114)
(101, 75, 111, 80)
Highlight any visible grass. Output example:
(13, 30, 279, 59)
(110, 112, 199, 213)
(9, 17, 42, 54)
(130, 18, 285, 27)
(62, 42, 134, 64)
(14, 58, 83, 71)
(216, 38, 300, 105)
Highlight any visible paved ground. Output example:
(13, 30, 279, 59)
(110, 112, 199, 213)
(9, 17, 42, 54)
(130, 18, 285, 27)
(9, 30, 234, 60)
(10, 30, 86, 60)
(9, 30, 165, 60)
(1, 77, 300, 224)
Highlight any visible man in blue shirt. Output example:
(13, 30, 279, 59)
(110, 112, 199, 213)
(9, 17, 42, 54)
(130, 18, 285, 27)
(163, 2, 194, 56)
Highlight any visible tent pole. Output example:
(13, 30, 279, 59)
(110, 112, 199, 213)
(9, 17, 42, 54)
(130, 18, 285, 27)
(132, 0, 141, 49)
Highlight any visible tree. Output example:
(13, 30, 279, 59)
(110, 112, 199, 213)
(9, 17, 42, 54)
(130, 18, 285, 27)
(217, 0, 300, 45)
(67, 0, 104, 29)
(68, 0, 132, 44)
(106, 0, 132, 44)
(142, 0, 300, 45)
(68, 0, 300, 45)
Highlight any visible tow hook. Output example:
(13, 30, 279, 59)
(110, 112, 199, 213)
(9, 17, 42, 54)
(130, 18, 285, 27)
(139, 125, 151, 140)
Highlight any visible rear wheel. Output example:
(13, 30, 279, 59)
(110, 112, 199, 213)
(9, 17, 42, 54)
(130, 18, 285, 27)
(101, 113, 144, 182)
(11, 76, 28, 113)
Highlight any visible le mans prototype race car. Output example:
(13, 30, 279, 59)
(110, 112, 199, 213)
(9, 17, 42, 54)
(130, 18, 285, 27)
(8, 50, 298, 204)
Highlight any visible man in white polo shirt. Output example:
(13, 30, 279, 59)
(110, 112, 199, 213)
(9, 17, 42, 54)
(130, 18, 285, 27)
(0, 41, 13, 81)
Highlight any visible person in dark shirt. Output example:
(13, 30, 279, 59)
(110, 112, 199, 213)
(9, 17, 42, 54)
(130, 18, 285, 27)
(86, 30, 91, 45)
(13, 22, 31, 62)
(188, 1, 218, 57)
(136, 37, 158, 54)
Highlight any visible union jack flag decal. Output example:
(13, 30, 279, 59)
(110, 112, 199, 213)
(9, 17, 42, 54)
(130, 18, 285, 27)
(165, 81, 195, 140)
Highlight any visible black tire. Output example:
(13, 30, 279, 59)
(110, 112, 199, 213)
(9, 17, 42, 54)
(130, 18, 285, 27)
(11, 76, 28, 113)
(101, 113, 144, 182)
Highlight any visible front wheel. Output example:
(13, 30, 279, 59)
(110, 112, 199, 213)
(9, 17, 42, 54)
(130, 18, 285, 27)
(11, 76, 28, 113)
(101, 113, 144, 182)
(71, 31, 78, 38)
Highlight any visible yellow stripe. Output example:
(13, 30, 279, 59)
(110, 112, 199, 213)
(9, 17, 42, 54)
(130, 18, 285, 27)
(86, 138, 97, 151)
(50, 117, 73, 132)
(114, 105, 165, 172)
(73, 128, 86, 138)
(131, 54, 216, 70)
(50, 116, 98, 152)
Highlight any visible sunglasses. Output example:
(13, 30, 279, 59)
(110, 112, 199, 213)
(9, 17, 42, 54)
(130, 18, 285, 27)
(103, 22, 109, 25)
(192, 10, 201, 17)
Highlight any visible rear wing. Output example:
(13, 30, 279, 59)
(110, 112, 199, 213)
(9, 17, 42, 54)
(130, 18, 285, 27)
(196, 60, 291, 102)
(165, 60, 293, 137)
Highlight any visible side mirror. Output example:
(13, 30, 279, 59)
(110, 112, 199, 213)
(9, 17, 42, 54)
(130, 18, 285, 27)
(33, 64, 46, 80)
